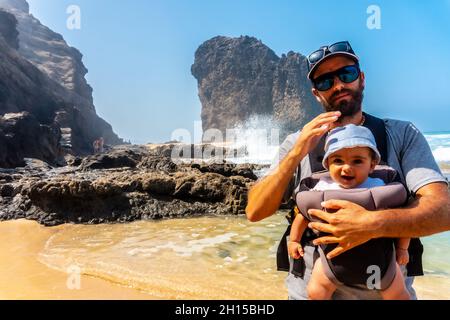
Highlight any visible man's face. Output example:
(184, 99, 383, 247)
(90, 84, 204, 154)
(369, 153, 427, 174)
(327, 147, 377, 189)
(311, 56, 366, 117)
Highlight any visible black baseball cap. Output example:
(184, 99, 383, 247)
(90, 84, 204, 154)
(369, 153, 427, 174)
(307, 41, 360, 80)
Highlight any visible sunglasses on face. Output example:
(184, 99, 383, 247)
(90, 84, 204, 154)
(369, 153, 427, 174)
(307, 41, 355, 67)
(312, 65, 361, 91)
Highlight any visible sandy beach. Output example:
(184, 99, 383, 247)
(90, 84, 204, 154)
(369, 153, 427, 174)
(0, 220, 152, 300)
(0, 219, 449, 300)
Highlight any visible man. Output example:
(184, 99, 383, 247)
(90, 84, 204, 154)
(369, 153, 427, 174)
(246, 41, 450, 300)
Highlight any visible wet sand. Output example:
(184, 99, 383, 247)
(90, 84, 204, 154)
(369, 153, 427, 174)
(0, 219, 448, 300)
(0, 220, 153, 300)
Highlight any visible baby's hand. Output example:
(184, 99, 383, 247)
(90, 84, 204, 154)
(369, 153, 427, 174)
(396, 248, 409, 265)
(288, 241, 304, 259)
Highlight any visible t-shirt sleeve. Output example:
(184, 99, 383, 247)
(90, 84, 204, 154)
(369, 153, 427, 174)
(262, 132, 299, 178)
(260, 132, 299, 202)
(397, 122, 448, 194)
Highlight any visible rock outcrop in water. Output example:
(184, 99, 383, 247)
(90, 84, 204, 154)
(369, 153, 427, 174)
(191, 36, 323, 141)
(0, 145, 266, 226)
(0, 0, 122, 168)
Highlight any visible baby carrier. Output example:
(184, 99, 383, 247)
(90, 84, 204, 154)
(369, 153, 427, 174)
(276, 113, 424, 285)
(296, 167, 406, 289)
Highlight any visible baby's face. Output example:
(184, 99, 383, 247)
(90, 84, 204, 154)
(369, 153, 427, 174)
(327, 147, 378, 189)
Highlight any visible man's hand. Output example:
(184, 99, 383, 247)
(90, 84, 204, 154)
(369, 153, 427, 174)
(308, 200, 379, 259)
(296, 111, 342, 157)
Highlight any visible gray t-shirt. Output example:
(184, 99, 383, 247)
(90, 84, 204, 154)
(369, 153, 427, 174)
(265, 118, 448, 300)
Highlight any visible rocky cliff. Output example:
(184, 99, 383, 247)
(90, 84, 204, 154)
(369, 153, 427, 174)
(192, 36, 323, 141)
(0, 0, 123, 168)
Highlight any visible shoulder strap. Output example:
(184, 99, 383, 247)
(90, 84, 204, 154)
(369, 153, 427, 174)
(362, 112, 388, 165)
(308, 135, 327, 173)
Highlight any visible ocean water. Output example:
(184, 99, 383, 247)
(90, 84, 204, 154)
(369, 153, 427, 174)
(37, 214, 450, 299)
(425, 131, 450, 175)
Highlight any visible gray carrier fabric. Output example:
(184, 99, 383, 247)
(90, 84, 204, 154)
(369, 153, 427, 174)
(294, 166, 408, 289)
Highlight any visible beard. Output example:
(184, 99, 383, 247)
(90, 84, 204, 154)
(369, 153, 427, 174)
(322, 85, 364, 117)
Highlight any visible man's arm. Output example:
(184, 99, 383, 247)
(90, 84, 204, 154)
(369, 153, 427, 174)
(374, 182, 450, 238)
(245, 112, 342, 222)
(245, 140, 305, 222)
(309, 182, 450, 259)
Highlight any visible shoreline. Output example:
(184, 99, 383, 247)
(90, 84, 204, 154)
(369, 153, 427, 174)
(0, 219, 153, 300)
(1, 219, 449, 300)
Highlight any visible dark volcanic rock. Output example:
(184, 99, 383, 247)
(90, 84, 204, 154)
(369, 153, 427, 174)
(0, 1, 123, 168)
(192, 36, 279, 137)
(0, 9, 18, 48)
(191, 161, 258, 180)
(272, 51, 322, 137)
(80, 149, 143, 171)
(0, 112, 63, 168)
(138, 155, 178, 172)
(192, 36, 322, 141)
(147, 143, 247, 160)
(0, 145, 259, 226)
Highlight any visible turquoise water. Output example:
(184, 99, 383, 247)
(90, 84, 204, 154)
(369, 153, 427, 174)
(425, 131, 450, 166)
(422, 232, 450, 277)
(423, 131, 450, 275)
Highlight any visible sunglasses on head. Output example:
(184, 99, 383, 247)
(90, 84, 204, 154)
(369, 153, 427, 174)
(307, 41, 355, 67)
(312, 65, 361, 91)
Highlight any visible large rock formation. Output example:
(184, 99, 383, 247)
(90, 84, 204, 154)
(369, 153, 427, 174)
(192, 36, 323, 141)
(0, 145, 265, 226)
(0, 0, 123, 168)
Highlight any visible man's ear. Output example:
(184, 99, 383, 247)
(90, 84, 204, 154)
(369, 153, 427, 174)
(360, 71, 366, 90)
(312, 88, 322, 103)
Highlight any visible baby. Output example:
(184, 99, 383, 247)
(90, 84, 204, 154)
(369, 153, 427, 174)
(289, 124, 411, 300)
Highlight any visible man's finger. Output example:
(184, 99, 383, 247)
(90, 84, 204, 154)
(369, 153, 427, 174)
(313, 236, 341, 246)
(311, 126, 331, 136)
(308, 209, 333, 222)
(326, 246, 349, 260)
(321, 199, 353, 210)
(315, 111, 342, 121)
(314, 115, 341, 127)
(308, 222, 335, 234)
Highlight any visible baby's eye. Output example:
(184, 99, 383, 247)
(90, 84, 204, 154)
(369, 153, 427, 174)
(353, 159, 363, 164)
(333, 159, 344, 164)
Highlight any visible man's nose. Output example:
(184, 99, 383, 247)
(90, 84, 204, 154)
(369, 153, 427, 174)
(332, 75, 345, 91)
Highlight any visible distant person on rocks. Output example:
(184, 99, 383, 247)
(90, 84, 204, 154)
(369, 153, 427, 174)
(93, 137, 104, 154)
(93, 139, 100, 154)
(246, 41, 450, 300)
(98, 137, 104, 153)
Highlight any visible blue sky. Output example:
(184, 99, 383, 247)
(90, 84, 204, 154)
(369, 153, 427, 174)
(27, 0, 450, 143)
